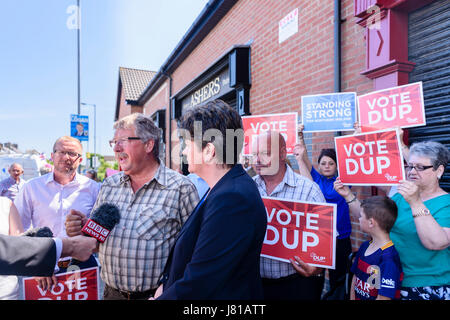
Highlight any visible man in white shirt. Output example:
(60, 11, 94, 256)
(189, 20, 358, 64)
(14, 136, 100, 289)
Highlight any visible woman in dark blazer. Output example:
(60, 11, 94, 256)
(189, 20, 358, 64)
(155, 100, 267, 300)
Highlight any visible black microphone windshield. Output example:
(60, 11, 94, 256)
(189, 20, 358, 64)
(22, 226, 54, 238)
(90, 203, 121, 231)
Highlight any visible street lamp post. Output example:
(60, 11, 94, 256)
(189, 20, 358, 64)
(77, 0, 81, 115)
(81, 102, 96, 167)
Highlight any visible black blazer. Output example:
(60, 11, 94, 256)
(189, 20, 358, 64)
(158, 164, 267, 300)
(0, 234, 56, 276)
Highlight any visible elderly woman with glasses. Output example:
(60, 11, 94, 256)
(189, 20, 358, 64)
(335, 140, 450, 300)
(390, 140, 450, 300)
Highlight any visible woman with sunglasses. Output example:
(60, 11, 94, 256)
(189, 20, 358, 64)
(335, 140, 450, 300)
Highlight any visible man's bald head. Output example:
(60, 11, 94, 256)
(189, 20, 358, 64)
(8, 163, 24, 181)
(257, 130, 286, 150)
(53, 136, 83, 154)
(9, 163, 23, 171)
(51, 136, 83, 176)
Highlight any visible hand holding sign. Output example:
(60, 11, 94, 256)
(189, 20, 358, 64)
(22, 227, 58, 290)
(290, 256, 323, 277)
(333, 177, 352, 199)
(23, 267, 99, 300)
(294, 124, 307, 158)
(353, 122, 362, 134)
(34, 275, 57, 291)
(297, 123, 305, 137)
(261, 197, 336, 269)
(334, 129, 406, 186)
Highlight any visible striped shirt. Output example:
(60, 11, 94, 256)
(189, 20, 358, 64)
(254, 164, 326, 279)
(0, 177, 26, 201)
(96, 163, 199, 292)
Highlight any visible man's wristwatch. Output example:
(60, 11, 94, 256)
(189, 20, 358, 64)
(412, 207, 431, 218)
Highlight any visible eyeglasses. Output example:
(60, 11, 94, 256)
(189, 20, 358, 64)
(404, 164, 434, 172)
(109, 137, 141, 148)
(54, 150, 81, 159)
(252, 151, 270, 159)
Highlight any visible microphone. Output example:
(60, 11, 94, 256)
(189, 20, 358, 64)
(70, 203, 120, 266)
(22, 226, 54, 238)
(80, 203, 121, 242)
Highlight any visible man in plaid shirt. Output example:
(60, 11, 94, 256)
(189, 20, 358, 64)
(66, 113, 198, 300)
(252, 131, 327, 300)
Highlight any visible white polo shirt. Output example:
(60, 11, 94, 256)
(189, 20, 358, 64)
(14, 172, 100, 237)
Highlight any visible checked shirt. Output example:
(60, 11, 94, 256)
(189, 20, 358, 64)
(96, 163, 199, 292)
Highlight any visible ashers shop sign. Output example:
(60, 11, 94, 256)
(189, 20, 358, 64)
(181, 68, 231, 112)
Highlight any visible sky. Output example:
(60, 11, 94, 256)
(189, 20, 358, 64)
(0, 0, 209, 162)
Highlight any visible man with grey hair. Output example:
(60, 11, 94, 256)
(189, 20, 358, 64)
(0, 163, 25, 201)
(66, 113, 199, 300)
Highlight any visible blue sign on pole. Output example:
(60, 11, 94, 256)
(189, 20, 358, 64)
(70, 114, 89, 141)
(301, 92, 357, 132)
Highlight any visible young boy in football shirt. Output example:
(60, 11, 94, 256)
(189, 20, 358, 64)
(350, 196, 403, 300)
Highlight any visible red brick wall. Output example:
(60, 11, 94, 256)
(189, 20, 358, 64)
(117, 85, 144, 120)
(143, 0, 377, 250)
(143, 81, 169, 116)
(166, 0, 341, 164)
(117, 86, 129, 120)
(142, 79, 173, 165)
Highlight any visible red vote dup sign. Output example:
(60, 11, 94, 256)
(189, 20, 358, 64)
(335, 129, 406, 186)
(357, 82, 425, 132)
(242, 112, 298, 155)
(261, 197, 336, 269)
(23, 266, 99, 300)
